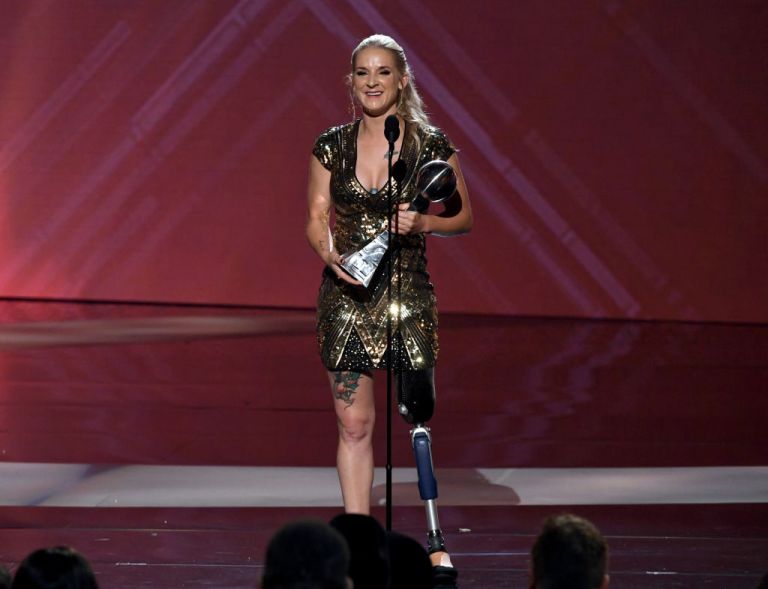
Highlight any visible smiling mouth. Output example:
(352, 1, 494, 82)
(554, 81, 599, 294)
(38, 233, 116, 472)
(365, 91, 383, 97)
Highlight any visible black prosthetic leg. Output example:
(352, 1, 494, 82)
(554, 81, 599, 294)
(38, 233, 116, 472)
(397, 369, 457, 586)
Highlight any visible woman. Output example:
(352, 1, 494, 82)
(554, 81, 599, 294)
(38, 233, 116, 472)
(306, 34, 472, 571)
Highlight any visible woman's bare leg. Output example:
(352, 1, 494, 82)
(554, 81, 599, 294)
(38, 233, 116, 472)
(329, 370, 375, 514)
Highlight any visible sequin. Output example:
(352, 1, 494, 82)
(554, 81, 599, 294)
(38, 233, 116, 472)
(313, 120, 455, 371)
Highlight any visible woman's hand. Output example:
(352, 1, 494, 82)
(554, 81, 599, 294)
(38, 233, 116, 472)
(392, 203, 429, 235)
(323, 250, 363, 286)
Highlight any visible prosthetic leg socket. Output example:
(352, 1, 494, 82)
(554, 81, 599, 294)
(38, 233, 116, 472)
(397, 368, 435, 425)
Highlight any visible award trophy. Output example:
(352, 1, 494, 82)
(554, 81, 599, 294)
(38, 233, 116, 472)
(341, 160, 457, 286)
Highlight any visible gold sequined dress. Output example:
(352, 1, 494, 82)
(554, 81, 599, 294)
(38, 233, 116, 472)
(312, 120, 455, 372)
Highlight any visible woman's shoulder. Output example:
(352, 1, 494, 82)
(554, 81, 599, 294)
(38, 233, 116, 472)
(419, 123, 447, 140)
(314, 121, 355, 144)
(313, 121, 354, 170)
(417, 123, 456, 159)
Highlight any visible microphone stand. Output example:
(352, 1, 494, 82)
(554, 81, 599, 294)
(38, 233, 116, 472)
(385, 130, 395, 532)
(383, 113, 403, 532)
(393, 149, 406, 534)
(386, 141, 395, 532)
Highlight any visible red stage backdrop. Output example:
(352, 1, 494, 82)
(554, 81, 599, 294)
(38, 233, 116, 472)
(0, 0, 766, 322)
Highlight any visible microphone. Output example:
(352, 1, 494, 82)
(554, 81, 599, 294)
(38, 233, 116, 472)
(384, 114, 400, 147)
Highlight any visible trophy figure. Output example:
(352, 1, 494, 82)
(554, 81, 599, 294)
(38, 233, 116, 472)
(341, 160, 457, 286)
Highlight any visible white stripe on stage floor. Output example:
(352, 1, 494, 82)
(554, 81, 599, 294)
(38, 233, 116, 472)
(1, 464, 766, 507)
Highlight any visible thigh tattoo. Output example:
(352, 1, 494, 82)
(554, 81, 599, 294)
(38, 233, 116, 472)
(333, 371, 362, 408)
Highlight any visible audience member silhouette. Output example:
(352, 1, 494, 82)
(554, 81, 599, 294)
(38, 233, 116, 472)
(530, 514, 609, 589)
(10, 547, 99, 589)
(262, 520, 351, 589)
(329, 513, 389, 589)
(387, 531, 433, 588)
(0, 564, 11, 589)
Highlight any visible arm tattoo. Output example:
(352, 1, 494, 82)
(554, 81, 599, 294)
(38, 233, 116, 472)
(334, 371, 362, 408)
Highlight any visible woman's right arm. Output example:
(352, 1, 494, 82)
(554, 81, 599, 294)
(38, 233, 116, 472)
(306, 155, 361, 285)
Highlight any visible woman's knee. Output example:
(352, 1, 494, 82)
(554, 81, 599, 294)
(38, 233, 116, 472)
(337, 412, 374, 444)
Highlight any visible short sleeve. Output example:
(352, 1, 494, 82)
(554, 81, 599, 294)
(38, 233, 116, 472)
(312, 127, 338, 171)
(424, 126, 456, 162)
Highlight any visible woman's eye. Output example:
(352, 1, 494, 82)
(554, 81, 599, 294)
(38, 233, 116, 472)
(355, 70, 366, 76)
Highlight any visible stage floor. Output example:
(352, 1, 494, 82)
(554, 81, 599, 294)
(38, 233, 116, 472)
(1, 300, 766, 587)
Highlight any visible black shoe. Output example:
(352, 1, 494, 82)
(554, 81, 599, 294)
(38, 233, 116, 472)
(432, 565, 458, 588)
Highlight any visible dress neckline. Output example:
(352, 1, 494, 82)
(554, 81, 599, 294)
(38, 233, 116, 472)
(351, 118, 408, 195)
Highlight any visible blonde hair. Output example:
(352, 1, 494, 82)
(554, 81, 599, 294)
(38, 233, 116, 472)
(348, 34, 430, 144)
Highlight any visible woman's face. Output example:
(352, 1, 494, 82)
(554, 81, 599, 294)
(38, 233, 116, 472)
(352, 47, 407, 117)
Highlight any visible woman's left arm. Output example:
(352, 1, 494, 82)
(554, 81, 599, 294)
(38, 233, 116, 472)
(394, 153, 473, 236)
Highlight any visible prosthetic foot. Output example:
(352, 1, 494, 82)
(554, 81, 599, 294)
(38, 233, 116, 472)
(398, 369, 458, 587)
